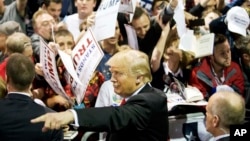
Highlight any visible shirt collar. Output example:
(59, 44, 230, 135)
(214, 134, 229, 141)
(8, 92, 32, 97)
(163, 62, 183, 77)
(124, 83, 147, 102)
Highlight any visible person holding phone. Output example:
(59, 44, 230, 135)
(151, 0, 168, 17)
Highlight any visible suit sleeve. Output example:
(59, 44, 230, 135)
(50, 129, 64, 141)
(75, 92, 167, 132)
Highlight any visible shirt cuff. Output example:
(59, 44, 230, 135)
(68, 109, 79, 128)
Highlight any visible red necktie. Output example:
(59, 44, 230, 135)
(120, 98, 126, 106)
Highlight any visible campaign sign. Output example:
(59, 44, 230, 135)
(71, 29, 104, 105)
(39, 38, 70, 101)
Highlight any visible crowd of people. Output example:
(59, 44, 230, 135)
(0, 0, 250, 141)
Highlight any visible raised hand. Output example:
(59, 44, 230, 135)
(35, 63, 44, 76)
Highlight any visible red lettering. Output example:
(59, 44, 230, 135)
(78, 38, 93, 55)
(48, 61, 54, 77)
(72, 54, 80, 68)
(86, 38, 92, 47)
(78, 45, 86, 56)
(72, 37, 93, 67)
(47, 50, 52, 62)
(46, 49, 56, 81)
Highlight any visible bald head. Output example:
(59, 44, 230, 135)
(209, 91, 245, 127)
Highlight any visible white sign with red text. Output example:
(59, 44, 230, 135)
(71, 29, 104, 105)
(57, 50, 83, 85)
(40, 39, 69, 100)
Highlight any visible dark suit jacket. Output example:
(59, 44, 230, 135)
(75, 84, 169, 141)
(217, 136, 230, 141)
(0, 93, 63, 141)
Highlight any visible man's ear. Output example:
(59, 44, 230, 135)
(136, 76, 142, 84)
(212, 115, 220, 127)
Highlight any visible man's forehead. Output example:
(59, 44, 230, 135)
(49, 1, 62, 6)
(110, 65, 122, 69)
(56, 35, 73, 39)
(110, 65, 127, 71)
(133, 14, 150, 26)
(37, 14, 54, 21)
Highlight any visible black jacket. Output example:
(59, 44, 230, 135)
(0, 93, 63, 141)
(75, 84, 169, 141)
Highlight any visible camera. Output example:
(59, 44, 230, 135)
(159, 8, 174, 25)
(188, 19, 205, 27)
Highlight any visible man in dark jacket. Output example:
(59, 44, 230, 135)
(31, 50, 169, 141)
(0, 53, 63, 141)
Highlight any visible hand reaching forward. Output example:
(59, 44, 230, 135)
(46, 95, 71, 109)
(35, 63, 44, 76)
(30, 110, 74, 132)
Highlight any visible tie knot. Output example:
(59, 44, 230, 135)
(120, 98, 126, 106)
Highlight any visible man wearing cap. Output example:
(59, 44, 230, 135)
(209, 6, 250, 63)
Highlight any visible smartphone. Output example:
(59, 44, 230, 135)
(189, 19, 205, 27)
(160, 9, 173, 25)
(162, 13, 173, 25)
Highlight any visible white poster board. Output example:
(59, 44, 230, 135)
(92, 0, 121, 41)
(71, 29, 104, 105)
(39, 39, 70, 101)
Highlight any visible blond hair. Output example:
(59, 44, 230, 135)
(32, 9, 49, 29)
(107, 50, 152, 83)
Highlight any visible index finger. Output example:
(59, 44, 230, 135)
(30, 114, 46, 123)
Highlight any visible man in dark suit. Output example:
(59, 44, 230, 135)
(205, 91, 245, 141)
(31, 50, 169, 141)
(0, 53, 63, 141)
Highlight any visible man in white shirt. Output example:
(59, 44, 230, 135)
(63, 0, 96, 41)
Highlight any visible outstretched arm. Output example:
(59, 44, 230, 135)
(31, 110, 75, 132)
